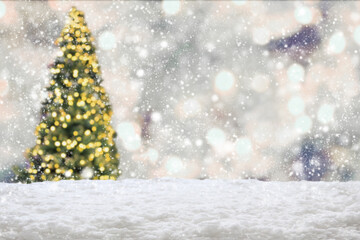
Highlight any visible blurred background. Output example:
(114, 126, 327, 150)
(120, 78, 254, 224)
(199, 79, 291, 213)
(1, 0, 360, 181)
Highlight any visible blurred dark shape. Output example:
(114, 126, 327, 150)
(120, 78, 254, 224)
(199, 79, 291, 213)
(266, 1, 336, 64)
(0, 168, 16, 183)
(246, 176, 269, 181)
(47, 62, 55, 69)
(141, 110, 152, 140)
(21, 10, 62, 47)
(338, 168, 354, 182)
(318, 0, 333, 20)
(299, 138, 329, 181)
(267, 26, 322, 62)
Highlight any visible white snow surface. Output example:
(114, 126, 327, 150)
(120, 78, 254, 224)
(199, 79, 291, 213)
(1, 179, 360, 240)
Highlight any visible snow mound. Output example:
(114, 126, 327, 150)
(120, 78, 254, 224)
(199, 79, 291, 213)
(1, 179, 360, 240)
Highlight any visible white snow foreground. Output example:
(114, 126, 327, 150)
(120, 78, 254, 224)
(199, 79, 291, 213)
(1, 179, 360, 240)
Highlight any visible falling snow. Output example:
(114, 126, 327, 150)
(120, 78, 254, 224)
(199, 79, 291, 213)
(0, 1, 360, 183)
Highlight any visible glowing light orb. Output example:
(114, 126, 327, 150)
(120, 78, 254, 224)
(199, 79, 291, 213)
(124, 135, 141, 151)
(166, 156, 184, 174)
(139, 49, 148, 58)
(211, 94, 219, 102)
(327, 32, 346, 55)
(206, 128, 226, 147)
(205, 42, 215, 52)
(0, 1, 6, 19)
(160, 40, 168, 48)
(294, 6, 313, 24)
(183, 98, 201, 117)
(117, 122, 141, 151)
(353, 26, 360, 45)
(117, 122, 136, 139)
(287, 63, 305, 83)
(215, 71, 235, 92)
(136, 69, 144, 77)
(195, 139, 203, 147)
(80, 167, 94, 179)
(251, 74, 270, 92)
(151, 112, 162, 122)
(287, 96, 305, 116)
(317, 104, 335, 124)
(252, 27, 270, 45)
(146, 148, 159, 164)
(235, 137, 252, 157)
(0, 79, 9, 97)
(232, 0, 246, 6)
(99, 31, 116, 50)
(162, 0, 181, 16)
(295, 115, 312, 133)
(64, 170, 72, 178)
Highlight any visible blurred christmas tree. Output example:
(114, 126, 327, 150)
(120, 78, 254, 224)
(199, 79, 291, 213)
(14, 7, 120, 182)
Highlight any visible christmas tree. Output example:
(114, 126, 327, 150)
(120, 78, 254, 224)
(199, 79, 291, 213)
(14, 7, 120, 182)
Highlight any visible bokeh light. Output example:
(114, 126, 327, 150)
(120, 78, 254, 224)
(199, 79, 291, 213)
(80, 167, 94, 179)
(317, 104, 336, 124)
(214, 70, 235, 92)
(162, 0, 181, 16)
(0, 79, 9, 97)
(151, 112, 162, 122)
(136, 69, 144, 78)
(327, 32, 346, 55)
(287, 63, 305, 83)
(206, 128, 226, 147)
(117, 122, 142, 151)
(0, 1, 6, 19)
(235, 137, 252, 157)
(252, 27, 270, 45)
(295, 115, 312, 133)
(287, 96, 305, 116)
(99, 31, 117, 50)
(294, 6, 313, 24)
(165, 156, 184, 175)
(251, 74, 270, 93)
(353, 26, 360, 45)
(182, 98, 201, 118)
(232, 0, 246, 6)
(146, 148, 159, 164)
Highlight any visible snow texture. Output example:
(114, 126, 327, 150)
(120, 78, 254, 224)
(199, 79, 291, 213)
(1, 179, 360, 239)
